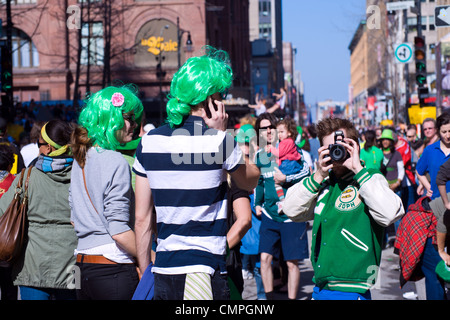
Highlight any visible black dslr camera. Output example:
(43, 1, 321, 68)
(328, 130, 349, 163)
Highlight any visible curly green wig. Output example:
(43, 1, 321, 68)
(79, 84, 143, 150)
(166, 46, 233, 127)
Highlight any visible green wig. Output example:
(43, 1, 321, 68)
(79, 84, 143, 150)
(166, 46, 233, 127)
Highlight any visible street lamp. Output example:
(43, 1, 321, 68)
(177, 17, 193, 69)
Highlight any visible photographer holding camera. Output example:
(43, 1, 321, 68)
(283, 117, 404, 300)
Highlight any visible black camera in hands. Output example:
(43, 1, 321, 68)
(328, 130, 349, 163)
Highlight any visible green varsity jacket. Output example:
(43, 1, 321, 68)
(283, 167, 405, 293)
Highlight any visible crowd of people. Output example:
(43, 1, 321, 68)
(0, 46, 448, 301)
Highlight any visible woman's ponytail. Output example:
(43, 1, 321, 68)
(70, 126, 92, 168)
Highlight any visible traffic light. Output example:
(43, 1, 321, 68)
(1, 45, 13, 95)
(414, 36, 427, 88)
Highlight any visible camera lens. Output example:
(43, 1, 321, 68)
(329, 145, 347, 162)
(332, 148, 343, 159)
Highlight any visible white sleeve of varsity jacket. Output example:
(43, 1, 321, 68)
(283, 175, 319, 222)
(355, 168, 405, 227)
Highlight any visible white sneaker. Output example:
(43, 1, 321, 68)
(403, 291, 418, 300)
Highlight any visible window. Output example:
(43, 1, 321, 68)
(429, 16, 435, 31)
(81, 22, 104, 66)
(40, 90, 50, 101)
(1, 28, 39, 68)
(259, 23, 272, 39)
(421, 16, 427, 31)
(407, 17, 417, 32)
(259, 0, 271, 17)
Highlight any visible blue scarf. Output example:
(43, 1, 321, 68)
(34, 154, 73, 173)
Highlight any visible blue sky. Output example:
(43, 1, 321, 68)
(282, 0, 367, 105)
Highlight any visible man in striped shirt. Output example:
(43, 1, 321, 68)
(133, 47, 260, 300)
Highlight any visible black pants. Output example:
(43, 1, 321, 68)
(75, 262, 139, 300)
(153, 270, 230, 300)
(0, 266, 17, 300)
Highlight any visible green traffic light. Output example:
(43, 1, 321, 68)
(416, 74, 427, 85)
(416, 62, 426, 71)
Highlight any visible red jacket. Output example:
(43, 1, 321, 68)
(394, 196, 437, 287)
(395, 137, 416, 185)
(0, 173, 15, 199)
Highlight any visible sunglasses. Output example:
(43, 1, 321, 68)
(123, 113, 136, 124)
(37, 141, 49, 148)
(260, 124, 276, 130)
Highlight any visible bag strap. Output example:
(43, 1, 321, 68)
(82, 167, 99, 215)
(23, 166, 33, 199)
(13, 167, 28, 200)
(81, 168, 111, 237)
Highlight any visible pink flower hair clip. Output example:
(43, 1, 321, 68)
(111, 92, 125, 107)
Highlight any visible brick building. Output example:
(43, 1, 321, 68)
(0, 0, 252, 125)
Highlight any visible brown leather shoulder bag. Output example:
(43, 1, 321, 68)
(0, 166, 33, 267)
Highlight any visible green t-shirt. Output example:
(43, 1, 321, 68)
(360, 146, 383, 171)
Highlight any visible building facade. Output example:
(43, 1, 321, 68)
(248, 0, 284, 106)
(0, 0, 252, 125)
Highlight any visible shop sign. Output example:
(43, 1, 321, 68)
(141, 36, 178, 56)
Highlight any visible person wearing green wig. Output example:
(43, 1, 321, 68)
(70, 84, 143, 300)
(133, 47, 260, 300)
(165, 46, 233, 129)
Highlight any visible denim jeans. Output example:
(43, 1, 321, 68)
(154, 270, 230, 300)
(312, 287, 372, 300)
(19, 286, 76, 300)
(418, 238, 446, 300)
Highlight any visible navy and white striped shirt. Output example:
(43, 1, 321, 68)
(133, 115, 242, 275)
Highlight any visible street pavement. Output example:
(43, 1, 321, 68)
(241, 228, 430, 300)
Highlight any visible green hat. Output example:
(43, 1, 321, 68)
(116, 137, 141, 151)
(435, 260, 450, 283)
(235, 124, 256, 143)
(379, 129, 395, 141)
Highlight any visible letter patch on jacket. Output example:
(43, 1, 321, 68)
(335, 186, 362, 212)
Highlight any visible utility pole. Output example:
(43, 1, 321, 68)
(412, 0, 427, 108)
(404, 8, 410, 124)
(415, 0, 422, 38)
(1, 0, 14, 120)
